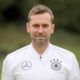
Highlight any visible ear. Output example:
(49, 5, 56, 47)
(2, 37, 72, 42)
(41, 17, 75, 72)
(51, 24, 55, 34)
(26, 23, 30, 33)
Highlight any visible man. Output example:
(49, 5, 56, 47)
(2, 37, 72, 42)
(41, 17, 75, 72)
(1, 4, 80, 80)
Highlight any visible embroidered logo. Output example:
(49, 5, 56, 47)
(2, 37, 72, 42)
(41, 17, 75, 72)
(21, 61, 32, 70)
(50, 59, 62, 71)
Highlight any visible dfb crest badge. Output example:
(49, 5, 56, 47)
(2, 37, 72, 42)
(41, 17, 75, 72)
(50, 59, 62, 71)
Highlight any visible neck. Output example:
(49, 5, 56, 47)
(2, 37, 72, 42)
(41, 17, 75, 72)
(32, 42, 49, 56)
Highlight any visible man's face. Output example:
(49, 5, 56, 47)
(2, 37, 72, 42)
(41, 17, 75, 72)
(27, 13, 55, 46)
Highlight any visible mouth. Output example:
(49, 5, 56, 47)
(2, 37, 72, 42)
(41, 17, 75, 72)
(35, 34, 46, 37)
(37, 36, 45, 37)
(35, 34, 46, 40)
(35, 35, 46, 41)
(36, 36, 46, 39)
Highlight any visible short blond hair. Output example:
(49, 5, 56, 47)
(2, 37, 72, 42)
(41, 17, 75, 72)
(28, 4, 54, 23)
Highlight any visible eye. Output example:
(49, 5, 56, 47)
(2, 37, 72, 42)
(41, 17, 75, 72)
(43, 24, 49, 28)
(32, 24, 39, 28)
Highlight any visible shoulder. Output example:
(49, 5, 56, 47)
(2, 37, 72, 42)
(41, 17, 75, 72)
(50, 43, 76, 59)
(50, 44, 79, 72)
(7, 45, 28, 58)
(3, 44, 31, 65)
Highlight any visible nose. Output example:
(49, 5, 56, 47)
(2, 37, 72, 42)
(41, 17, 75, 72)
(38, 26, 43, 33)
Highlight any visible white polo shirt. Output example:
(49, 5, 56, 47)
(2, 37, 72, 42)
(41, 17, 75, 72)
(1, 43, 79, 80)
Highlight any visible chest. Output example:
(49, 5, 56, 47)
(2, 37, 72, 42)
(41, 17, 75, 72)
(14, 56, 69, 80)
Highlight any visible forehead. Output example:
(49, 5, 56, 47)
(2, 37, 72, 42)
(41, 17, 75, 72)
(30, 13, 51, 23)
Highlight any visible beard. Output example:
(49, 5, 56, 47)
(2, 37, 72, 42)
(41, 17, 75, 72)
(31, 33, 50, 47)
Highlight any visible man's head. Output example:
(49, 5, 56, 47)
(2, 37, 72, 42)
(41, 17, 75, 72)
(26, 4, 55, 47)
(28, 4, 54, 23)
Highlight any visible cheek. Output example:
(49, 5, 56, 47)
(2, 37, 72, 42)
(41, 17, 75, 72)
(31, 28, 38, 33)
(47, 28, 52, 34)
(45, 30, 51, 37)
(30, 29, 37, 36)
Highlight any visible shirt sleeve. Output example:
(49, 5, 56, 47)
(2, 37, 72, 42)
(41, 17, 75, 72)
(68, 54, 80, 80)
(78, 71, 80, 80)
(1, 55, 15, 80)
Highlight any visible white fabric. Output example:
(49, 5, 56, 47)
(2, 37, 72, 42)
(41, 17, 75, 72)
(1, 43, 80, 80)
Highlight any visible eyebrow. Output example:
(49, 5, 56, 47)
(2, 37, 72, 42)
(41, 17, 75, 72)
(32, 24, 39, 26)
(32, 23, 49, 26)
(42, 24, 49, 26)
